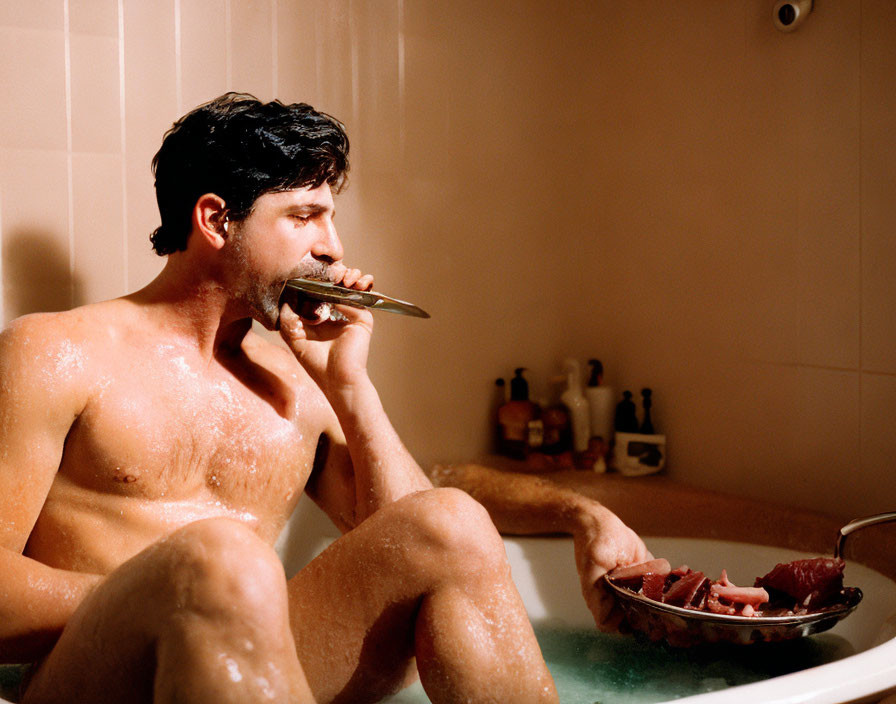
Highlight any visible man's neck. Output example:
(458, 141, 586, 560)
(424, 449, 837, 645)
(127, 257, 254, 360)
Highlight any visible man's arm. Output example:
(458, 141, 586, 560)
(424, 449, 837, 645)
(278, 274, 430, 530)
(0, 316, 103, 661)
(430, 463, 650, 631)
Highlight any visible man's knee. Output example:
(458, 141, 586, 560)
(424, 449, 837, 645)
(160, 518, 288, 622)
(396, 488, 507, 575)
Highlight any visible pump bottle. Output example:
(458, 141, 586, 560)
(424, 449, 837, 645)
(585, 359, 615, 450)
(560, 359, 590, 454)
(497, 368, 537, 460)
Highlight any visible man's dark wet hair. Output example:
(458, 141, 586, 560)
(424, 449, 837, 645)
(150, 92, 349, 255)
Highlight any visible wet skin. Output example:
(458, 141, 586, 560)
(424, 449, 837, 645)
(0, 184, 558, 703)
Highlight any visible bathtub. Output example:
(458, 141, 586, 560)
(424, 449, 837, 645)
(382, 534, 896, 704)
(3, 503, 894, 703)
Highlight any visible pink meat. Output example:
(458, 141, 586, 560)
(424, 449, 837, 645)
(609, 555, 849, 621)
(711, 584, 770, 608)
(641, 571, 667, 602)
(663, 570, 708, 607)
(608, 558, 672, 586)
(754, 557, 845, 607)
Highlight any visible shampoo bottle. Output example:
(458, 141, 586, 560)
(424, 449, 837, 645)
(585, 359, 615, 450)
(540, 380, 571, 456)
(497, 368, 537, 460)
(561, 359, 591, 454)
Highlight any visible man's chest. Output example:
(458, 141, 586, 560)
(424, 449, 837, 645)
(59, 352, 319, 506)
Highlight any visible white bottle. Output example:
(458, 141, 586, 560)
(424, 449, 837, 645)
(585, 359, 615, 449)
(561, 358, 590, 454)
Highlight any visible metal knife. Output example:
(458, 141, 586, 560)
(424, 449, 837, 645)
(282, 278, 430, 319)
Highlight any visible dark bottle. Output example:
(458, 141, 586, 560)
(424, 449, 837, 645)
(614, 390, 639, 433)
(640, 388, 655, 434)
(497, 369, 537, 460)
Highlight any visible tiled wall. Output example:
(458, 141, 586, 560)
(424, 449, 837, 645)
(1, 1, 893, 520)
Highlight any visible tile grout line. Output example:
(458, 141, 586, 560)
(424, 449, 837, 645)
(118, 0, 128, 293)
(225, 0, 232, 88)
(63, 0, 75, 309)
(397, 0, 405, 166)
(174, 0, 182, 116)
(271, 0, 278, 96)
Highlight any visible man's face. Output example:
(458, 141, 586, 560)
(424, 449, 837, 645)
(223, 183, 344, 329)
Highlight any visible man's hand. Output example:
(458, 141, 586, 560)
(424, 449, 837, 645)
(278, 265, 376, 394)
(573, 508, 652, 632)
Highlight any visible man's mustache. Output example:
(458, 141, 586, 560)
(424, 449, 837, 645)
(290, 259, 333, 282)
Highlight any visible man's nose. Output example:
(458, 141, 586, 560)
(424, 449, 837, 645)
(310, 219, 344, 264)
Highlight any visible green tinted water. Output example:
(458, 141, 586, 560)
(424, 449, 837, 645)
(534, 625, 852, 703)
(385, 624, 853, 704)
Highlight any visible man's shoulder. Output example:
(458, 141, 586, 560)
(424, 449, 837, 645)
(0, 300, 133, 380)
(1, 301, 122, 353)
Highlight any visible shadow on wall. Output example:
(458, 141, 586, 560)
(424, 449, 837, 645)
(3, 231, 85, 320)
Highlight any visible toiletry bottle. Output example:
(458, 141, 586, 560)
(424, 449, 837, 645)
(614, 390, 639, 433)
(640, 388, 655, 434)
(497, 368, 537, 460)
(491, 378, 506, 453)
(585, 359, 615, 449)
(561, 358, 590, 455)
(540, 378, 571, 456)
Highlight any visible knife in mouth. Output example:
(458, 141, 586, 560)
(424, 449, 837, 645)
(282, 278, 430, 319)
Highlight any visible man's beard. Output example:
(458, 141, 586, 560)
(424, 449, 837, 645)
(248, 259, 334, 331)
(224, 225, 334, 330)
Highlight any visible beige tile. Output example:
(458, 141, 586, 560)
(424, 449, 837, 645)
(666, 361, 863, 518)
(179, 0, 228, 111)
(0, 0, 63, 30)
(860, 372, 896, 513)
(792, 0, 862, 370)
(230, 0, 273, 99)
(0, 27, 67, 151)
(309, 1, 352, 123)
(69, 0, 119, 37)
(350, 0, 400, 175)
(125, 157, 166, 291)
(70, 33, 121, 153)
(275, 0, 319, 103)
(861, 0, 896, 374)
(71, 153, 126, 304)
(121, 0, 177, 290)
(0, 148, 72, 319)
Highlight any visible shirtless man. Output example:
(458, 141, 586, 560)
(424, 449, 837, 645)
(1, 92, 650, 703)
(0, 93, 560, 703)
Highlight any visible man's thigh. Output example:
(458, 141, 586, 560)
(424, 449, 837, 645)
(21, 545, 172, 704)
(22, 518, 300, 704)
(286, 488, 491, 703)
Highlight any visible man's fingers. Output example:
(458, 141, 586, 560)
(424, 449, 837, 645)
(338, 268, 374, 291)
(278, 302, 307, 347)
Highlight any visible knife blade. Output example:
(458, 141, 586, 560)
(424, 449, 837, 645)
(282, 278, 430, 319)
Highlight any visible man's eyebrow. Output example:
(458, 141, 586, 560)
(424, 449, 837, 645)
(288, 203, 334, 216)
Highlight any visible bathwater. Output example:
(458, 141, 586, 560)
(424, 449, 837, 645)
(384, 624, 854, 703)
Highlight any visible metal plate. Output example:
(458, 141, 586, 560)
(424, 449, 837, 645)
(604, 576, 863, 647)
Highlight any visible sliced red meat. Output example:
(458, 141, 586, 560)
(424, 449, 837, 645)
(609, 554, 850, 622)
(641, 571, 667, 601)
(711, 584, 770, 608)
(663, 570, 707, 607)
(754, 557, 844, 608)
(608, 558, 672, 586)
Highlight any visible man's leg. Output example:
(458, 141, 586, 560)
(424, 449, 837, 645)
(288, 487, 558, 704)
(22, 518, 312, 704)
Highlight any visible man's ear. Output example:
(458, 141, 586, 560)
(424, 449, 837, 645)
(192, 193, 229, 250)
